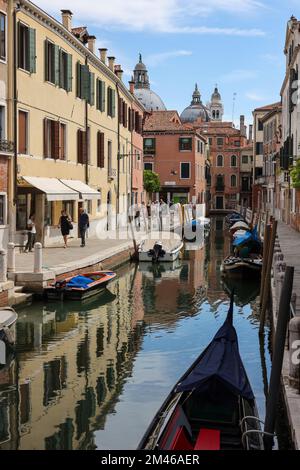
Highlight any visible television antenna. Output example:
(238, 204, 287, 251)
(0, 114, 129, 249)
(232, 92, 237, 125)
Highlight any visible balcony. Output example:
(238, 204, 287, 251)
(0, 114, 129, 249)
(0, 139, 15, 154)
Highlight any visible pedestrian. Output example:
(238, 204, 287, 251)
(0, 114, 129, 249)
(79, 207, 89, 247)
(25, 213, 36, 252)
(58, 210, 72, 248)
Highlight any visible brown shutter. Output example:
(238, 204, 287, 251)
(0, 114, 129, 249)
(18, 111, 27, 154)
(97, 132, 105, 168)
(43, 118, 48, 157)
(77, 129, 82, 163)
(138, 115, 143, 134)
(52, 121, 60, 159)
(82, 131, 87, 164)
(60, 124, 65, 160)
(128, 107, 131, 131)
(118, 97, 123, 124)
(132, 109, 135, 131)
(124, 103, 128, 127)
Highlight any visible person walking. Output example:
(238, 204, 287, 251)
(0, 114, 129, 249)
(79, 208, 89, 247)
(25, 213, 36, 252)
(58, 210, 72, 248)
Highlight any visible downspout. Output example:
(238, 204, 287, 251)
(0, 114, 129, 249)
(116, 83, 120, 228)
(85, 56, 89, 185)
(13, 7, 18, 206)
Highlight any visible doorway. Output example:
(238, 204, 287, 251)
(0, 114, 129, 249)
(216, 196, 224, 210)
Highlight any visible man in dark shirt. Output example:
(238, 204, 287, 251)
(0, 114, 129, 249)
(79, 208, 90, 247)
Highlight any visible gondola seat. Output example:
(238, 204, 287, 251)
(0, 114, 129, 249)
(169, 426, 193, 451)
(194, 428, 221, 450)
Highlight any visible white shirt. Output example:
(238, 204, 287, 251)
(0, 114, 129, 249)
(28, 219, 36, 234)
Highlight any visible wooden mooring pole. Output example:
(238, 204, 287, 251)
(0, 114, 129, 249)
(263, 266, 294, 450)
(260, 220, 278, 335)
(260, 223, 271, 307)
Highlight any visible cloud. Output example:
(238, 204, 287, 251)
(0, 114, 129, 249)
(145, 50, 192, 67)
(220, 69, 259, 83)
(36, 0, 266, 37)
(245, 91, 266, 102)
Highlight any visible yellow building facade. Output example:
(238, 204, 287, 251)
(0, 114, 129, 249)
(6, 0, 144, 246)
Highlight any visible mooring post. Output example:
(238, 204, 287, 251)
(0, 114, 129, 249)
(260, 224, 271, 307)
(7, 242, 15, 273)
(0, 250, 7, 283)
(263, 266, 294, 450)
(34, 242, 43, 273)
(260, 220, 278, 334)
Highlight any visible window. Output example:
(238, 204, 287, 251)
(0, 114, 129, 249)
(18, 23, 36, 73)
(44, 119, 66, 159)
(96, 79, 105, 112)
(258, 120, 263, 131)
(180, 162, 190, 179)
(231, 174, 237, 187)
(209, 138, 213, 145)
(107, 87, 116, 117)
(0, 193, 7, 225)
(97, 190, 102, 212)
(234, 140, 240, 147)
(179, 138, 192, 151)
(217, 137, 223, 146)
(45, 40, 58, 84)
(97, 132, 105, 168)
(256, 142, 263, 155)
(45, 200, 53, 226)
(242, 155, 248, 164)
(0, 105, 5, 140)
(63, 201, 74, 219)
(217, 155, 223, 167)
(87, 200, 92, 215)
(144, 162, 153, 171)
(108, 141, 112, 175)
(143, 138, 156, 155)
(231, 155, 237, 167)
(0, 13, 6, 61)
(197, 140, 203, 153)
(18, 110, 28, 154)
(59, 50, 72, 91)
(77, 129, 87, 164)
(76, 63, 94, 104)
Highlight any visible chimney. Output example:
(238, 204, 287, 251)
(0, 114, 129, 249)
(107, 56, 115, 71)
(240, 115, 246, 137)
(114, 65, 123, 81)
(99, 48, 107, 64)
(87, 35, 96, 54)
(249, 124, 253, 143)
(129, 79, 135, 94)
(61, 10, 73, 31)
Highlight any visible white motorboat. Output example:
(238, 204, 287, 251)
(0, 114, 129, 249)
(138, 232, 183, 262)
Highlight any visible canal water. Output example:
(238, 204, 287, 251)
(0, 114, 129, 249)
(0, 217, 273, 450)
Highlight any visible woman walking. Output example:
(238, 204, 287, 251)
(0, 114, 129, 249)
(25, 213, 36, 252)
(58, 210, 72, 248)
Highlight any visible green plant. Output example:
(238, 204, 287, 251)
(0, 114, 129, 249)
(290, 159, 300, 189)
(143, 170, 160, 194)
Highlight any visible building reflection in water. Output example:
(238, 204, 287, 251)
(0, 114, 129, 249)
(0, 222, 256, 450)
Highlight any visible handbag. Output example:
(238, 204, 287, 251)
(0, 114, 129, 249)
(68, 220, 73, 230)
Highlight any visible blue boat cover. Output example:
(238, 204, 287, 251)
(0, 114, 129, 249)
(233, 225, 261, 248)
(67, 275, 93, 288)
(176, 294, 254, 401)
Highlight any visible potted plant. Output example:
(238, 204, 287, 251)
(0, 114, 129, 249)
(290, 159, 300, 189)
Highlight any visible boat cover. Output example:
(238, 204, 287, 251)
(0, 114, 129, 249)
(176, 294, 254, 401)
(233, 226, 260, 248)
(67, 275, 93, 288)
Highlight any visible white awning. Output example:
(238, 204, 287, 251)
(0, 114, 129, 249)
(22, 177, 79, 201)
(60, 179, 101, 200)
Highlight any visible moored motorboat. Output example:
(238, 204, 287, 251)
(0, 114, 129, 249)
(221, 256, 263, 278)
(44, 271, 117, 301)
(138, 233, 183, 262)
(0, 308, 18, 368)
(138, 294, 263, 451)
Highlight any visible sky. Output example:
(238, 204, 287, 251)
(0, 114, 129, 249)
(36, 0, 300, 129)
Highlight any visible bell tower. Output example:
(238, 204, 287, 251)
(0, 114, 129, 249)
(210, 85, 224, 121)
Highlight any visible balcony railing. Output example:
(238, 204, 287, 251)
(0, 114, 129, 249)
(0, 139, 15, 153)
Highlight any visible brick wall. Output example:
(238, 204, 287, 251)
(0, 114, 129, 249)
(0, 290, 8, 308)
(0, 156, 8, 192)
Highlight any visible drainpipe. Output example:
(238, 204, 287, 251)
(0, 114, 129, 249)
(85, 56, 89, 185)
(116, 83, 120, 228)
(13, 7, 18, 205)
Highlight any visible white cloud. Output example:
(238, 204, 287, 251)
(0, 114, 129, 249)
(220, 69, 259, 83)
(36, 0, 266, 37)
(146, 50, 192, 67)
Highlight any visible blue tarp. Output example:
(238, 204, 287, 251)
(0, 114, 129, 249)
(175, 294, 254, 401)
(233, 225, 261, 248)
(66, 275, 93, 288)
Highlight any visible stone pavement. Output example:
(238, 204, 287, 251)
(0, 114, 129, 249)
(14, 236, 136, 275)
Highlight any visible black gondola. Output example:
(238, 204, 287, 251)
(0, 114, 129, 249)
(138, 294, 264, 450)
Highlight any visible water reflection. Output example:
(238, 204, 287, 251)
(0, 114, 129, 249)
(0, 217, 269, 450)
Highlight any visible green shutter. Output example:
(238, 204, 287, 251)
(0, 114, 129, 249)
(101, 80, 105, 112)
(59, 49, 63, 88)
(44, 40, 49, 81)
(96, 79, 100, 110)
(111, 89, 115, 118)
(66, 53, 72, 92)
(29, 28, 36, 73)
(80, 64, 90, 101)
(89, 72, 95, 106)
(54, 44, 60, 86)
(76, 62, 81, 98)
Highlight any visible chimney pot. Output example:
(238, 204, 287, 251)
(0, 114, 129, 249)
(99, 48, 107, 64)
(87, 35, 96, 54)
(61, 10, 73, 31)
(129, 80, 135, 94)
(107, 56, 115, 71)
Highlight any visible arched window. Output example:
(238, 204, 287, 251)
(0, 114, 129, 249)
(217, 155, 223, 167)
(231, 155, 237, 167)
(216, 110, 219, 118)
(212, 110, 216, 118)
(231, 175, 237, 187)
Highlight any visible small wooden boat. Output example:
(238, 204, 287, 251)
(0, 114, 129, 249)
(139, 233, 183, 263)
(0, 308, 18, 368)
(138, 294, 263, 450)
(221, 256, 263, 278)
(44, 271, 117, 301)
(230, 221, 250, 235)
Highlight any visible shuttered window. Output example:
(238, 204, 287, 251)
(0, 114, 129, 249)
(96, 79, 105, 111)
(43, 118, 61, 159)
(97, 132, 105, 168)
(107, 87, 116, 118)
(77, 129, 87, 164)
(0, 13, 6, 62)
(128, 107, 132, 131)
(123, 102, 127, 128)
(59, 50, 72, 91)
(18, 111, 28, 154)
(45, 40, 59, 85)
(18, 23, 36, 73)
(118, 97, 123, 124)
(76, 62, 94, 104)
(89, 72, 95, 106)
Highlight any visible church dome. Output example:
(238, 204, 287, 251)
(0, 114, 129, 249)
(180, 84, 211, 123)
(133, 54, 166, 111)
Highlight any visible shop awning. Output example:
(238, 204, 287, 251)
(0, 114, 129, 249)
(22, 177, 79, 201)
(60, 179, 101, 200)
